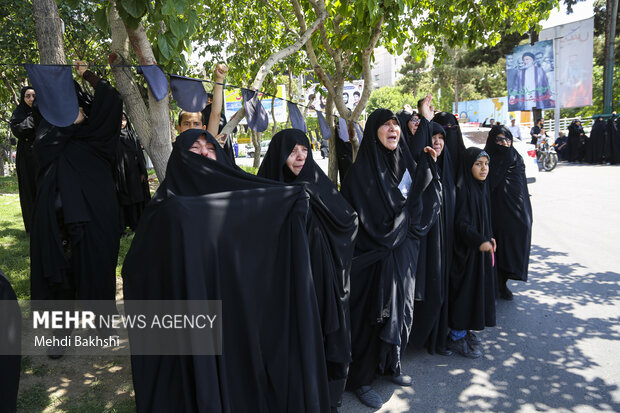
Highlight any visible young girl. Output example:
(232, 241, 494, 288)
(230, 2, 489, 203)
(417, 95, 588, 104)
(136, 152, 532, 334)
(448, 147, 497, 358)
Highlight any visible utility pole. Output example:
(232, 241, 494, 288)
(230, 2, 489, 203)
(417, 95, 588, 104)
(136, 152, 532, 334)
(603, 0, 618, 114)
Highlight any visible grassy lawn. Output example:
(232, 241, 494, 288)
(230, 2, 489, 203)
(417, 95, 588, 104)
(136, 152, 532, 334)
(1, 175, 136, 412)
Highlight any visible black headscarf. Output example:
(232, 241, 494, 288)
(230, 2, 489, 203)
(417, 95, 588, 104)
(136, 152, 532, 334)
(257, 129, 358, 407)
(396, 110, 430, 162)
(433, 112, 466, 180)
(483, 125, 532, 282)
(124, 128, 331, 412)
(567, 120, 584, 162)
(607, 116, 620, 164)
(449, 147, 496, 331)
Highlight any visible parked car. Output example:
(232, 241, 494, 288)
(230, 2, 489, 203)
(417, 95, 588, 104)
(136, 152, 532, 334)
(460, 125, 538, 184)
(246, 140, 271, 157)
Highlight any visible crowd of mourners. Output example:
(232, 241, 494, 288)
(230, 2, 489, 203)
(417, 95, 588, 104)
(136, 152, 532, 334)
(2, 62, 537, 413)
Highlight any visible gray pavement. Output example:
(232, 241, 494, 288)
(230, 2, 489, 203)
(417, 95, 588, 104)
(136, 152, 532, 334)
(337, 163, 620, 412)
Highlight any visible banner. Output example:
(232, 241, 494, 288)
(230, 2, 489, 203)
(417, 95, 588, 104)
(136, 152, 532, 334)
(539, 17, 594, 109)
(507, 40, 555, 111)
(225, 85, 287, 124)
(303, 81, 364, 117)
(453, 97, 508, 124)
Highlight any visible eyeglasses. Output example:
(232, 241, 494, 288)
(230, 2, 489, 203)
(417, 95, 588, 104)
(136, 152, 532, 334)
(495, 137, 510, 143)
(410, 118, 420, 124)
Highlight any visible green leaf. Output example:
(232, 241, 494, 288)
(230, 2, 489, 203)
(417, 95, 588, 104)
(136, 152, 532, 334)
(157, 35, 172, 60)
(119, 0, 146, 19)
(94, 6, 109, 32)
(161, 0, 176, 16)
(169, 18, 187, 39)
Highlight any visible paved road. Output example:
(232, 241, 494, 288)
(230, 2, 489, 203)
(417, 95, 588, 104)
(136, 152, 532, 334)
(337, 163, 620, 412)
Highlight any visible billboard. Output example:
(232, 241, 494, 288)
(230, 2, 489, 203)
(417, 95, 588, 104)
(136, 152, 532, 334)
(507, 40, 555, 111)
(224, 85, 287, 124)
(303, 81, 364, 117)
(453, 97, 508, 124)
(539, 17, 594, 109)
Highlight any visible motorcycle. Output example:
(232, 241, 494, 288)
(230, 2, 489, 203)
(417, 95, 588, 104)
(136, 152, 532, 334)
(536, 137, 558, 171)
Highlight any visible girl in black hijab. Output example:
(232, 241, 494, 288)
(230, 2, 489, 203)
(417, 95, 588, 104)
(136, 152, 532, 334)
(123, 129, 332, 412)
(567, 120, 585, 162)
(484, 125, 532, 300)
(448, 147, 496, 358)
(115, 112, 151, 233)
(257, 129, 358, 412)
(341, 108, 441, 409)
(10, 86, 38, 233)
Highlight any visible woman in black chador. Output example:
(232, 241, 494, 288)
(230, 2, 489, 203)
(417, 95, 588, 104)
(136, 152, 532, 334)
(341, 108, 441, 409)
(584, 117, 607, 164)
(115, 112, 151, 232)
(567, 120, 585, 162)
(30, 63, 122, 305)
(432, 112, 467, 180)
(123, 129, 331, 412)
(257, 128, 358, 412)
(484, 125, 532, 300)
(608, 115, 620, 165)
(448, 147, 496, 358)
(10, 86, 38, 233)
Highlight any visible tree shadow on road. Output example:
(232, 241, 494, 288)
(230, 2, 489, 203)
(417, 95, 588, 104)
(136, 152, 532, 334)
(342, 243, 620, 412)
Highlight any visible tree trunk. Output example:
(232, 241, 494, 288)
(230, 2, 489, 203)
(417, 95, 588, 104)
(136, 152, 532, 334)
(122, 19, 172, 182)
(454, 75, 459, 115)
(108, 4, 154, 169)
(603, 0, 619, 113)
(326, 94, 339, 183)
(32, 0, 66, 65)
(252, 130, 262, 168)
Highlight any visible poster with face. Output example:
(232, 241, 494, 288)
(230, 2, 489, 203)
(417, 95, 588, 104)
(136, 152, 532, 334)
(303, 81, 364, 117)
(506, 40, 555, 111)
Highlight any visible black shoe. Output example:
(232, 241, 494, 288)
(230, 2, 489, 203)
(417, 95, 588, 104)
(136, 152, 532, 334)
(390, 373, 413, 387)
(437, 348, 453, 356)
(499, 281, 514, 301)
(355, 385, 383, 408)
(466, 331, 483, 348)
(447, 337, 482, 359)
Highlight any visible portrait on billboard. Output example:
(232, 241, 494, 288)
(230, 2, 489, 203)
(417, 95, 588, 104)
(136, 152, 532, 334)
(507, 40, 555, 111)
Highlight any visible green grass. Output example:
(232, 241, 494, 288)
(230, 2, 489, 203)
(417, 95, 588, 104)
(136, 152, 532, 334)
(239, 165, 258, 175)
(0, 175, 19, 193)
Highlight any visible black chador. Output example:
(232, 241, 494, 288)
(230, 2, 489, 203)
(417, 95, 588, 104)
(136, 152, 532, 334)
(484, 126, 532, 293)
(0, 269, 21, 413)
(30, 72, 122, 301)
(584, 117, 607, 164)
(608, 115, 620, 165)
(115, 113, 151, 231)
(449, 147, 496, 332)
(432, 112, 466, 180)
(258, 129, 358, 410)
(408, 121, 456, 355)
(123, 129, 330, 412)
(567, 120, 585, 162)
(10, 86, 38, 233)
(341, 109, 440, 392)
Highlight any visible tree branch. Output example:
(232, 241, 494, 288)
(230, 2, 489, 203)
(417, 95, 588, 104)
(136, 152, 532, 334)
(0, 73, 19, 106)
(260, 0, 298, 38)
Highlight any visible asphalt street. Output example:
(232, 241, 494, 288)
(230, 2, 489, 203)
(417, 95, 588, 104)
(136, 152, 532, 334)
(238, 152, 620, 412)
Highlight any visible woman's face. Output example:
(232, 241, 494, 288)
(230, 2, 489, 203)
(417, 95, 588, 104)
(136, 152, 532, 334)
(471, 156, 489, 181)
(495, 133, 512, 147)
(408, 115, 420, 135)
(377, 119, 400, 151)
(432, 133, 444, 157)
(286, 143, 308, 175)
(24, 89, 35, 107)
(121, 115, 128, 129)
(189, 135, 217, 160)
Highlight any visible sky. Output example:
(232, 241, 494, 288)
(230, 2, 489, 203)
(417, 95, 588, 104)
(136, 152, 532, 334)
(541, 0, 595, 29)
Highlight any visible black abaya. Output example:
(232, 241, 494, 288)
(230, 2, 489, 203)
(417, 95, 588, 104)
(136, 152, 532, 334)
(432, 112, 467, 181)
(10, 86, 38, 233)
(584, 117, 607, 164)
(567, 121, 585, 162)
(484, 125, 532, 283)
(0, 269, 21, 413)
(608, 116, 620, 165)
(341, 109, 441, 389)
(257, 128, 358, 408)
(449, 148, 496, 331)
(30, 75, 122, 301)
(115, 114, 151, 231)
(123, 129, 330, 412)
